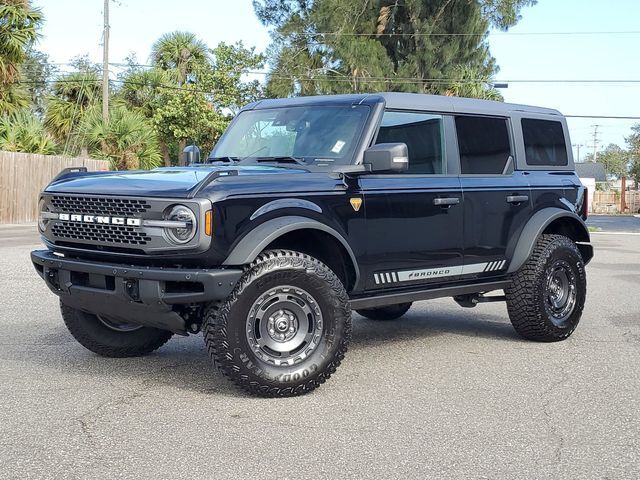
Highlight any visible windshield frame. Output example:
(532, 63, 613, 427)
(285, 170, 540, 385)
(209, 102, 380, 168)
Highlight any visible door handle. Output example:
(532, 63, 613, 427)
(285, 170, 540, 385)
(433, 197, 460, 207)
(506, 195, 529, 204)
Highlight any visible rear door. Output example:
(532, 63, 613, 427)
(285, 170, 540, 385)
(454, 115, 532, 278)
(359, 111, 464, 291)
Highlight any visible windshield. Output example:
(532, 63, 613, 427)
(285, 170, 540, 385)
(210, 105, 370, 165)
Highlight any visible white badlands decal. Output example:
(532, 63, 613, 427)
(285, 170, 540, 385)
(57, 213, 141, 226)
(374, 260, 507, 285)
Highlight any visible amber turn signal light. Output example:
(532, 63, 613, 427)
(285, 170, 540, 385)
(205, 210, 213, 236)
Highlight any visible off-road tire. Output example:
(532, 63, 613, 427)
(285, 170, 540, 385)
(505, 234, 586, 342)
(356, 302, 412, 321)
(203, 250, 351, 397)
(61, 302, 173, 357)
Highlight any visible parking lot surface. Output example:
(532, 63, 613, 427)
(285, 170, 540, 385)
(1, 226, 638, 479)
(587, 214, 640, 233)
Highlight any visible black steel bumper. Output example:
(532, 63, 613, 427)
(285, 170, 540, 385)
(31, 250, 243, 334)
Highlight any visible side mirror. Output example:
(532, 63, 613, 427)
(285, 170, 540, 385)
(183, 145, 201, 165)
(363, 143, 408, 173)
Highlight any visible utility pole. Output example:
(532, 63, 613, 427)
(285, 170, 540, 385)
(572, 143, 584, 163)
(590, 125, 601, 162)
(102, 0, 110, 123)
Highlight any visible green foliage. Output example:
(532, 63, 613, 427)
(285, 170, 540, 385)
(117, 36, 264, 164)
(44, 69, 101, 149)
(0, 0, 42, 83)
(80, 105, 161, 170)
(585, 144, 629, 180)
(0, 109, 58, 154)
(627, 124, 640, 187)
(19, 48, 56, 114)
(150, 31, 209, 83)
(254, 0, 535, 97)
(0, 0, 43, 116)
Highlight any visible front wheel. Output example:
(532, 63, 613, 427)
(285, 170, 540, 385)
(505, 234, 586, 342)
(203, 250, 351, 397)
(61, 302, 173, 357)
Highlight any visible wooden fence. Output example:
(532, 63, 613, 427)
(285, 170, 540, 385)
(0, 151, 110, 224)
(592, 190, 640, 214)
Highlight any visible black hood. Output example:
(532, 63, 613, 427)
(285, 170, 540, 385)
(45, 165, 305, 198)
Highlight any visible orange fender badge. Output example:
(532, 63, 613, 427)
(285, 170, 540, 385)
(350, 197, 363, 212)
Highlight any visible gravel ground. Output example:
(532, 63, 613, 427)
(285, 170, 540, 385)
(0, 226, 638, 479)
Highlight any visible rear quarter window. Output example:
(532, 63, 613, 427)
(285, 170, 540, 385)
(522, 118, 568, 166)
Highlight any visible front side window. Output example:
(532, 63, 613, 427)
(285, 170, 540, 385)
(522, 118, 568, 166)
(211, 105, 370, 165)
(375, 111, 446, 174)
(456, 116, 512, 175)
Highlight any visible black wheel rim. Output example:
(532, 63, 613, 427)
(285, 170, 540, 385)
(246, 286, 323, 367)
(97, 315, 144, 332)
(545, 260, 577, 326)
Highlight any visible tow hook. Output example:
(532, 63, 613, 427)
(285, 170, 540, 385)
(124, 279, 140, 301)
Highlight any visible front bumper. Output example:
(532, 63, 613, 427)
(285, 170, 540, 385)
(31, 250, 243, 334)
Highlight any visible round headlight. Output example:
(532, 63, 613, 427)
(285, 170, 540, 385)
(165, 205, 197, 244)
(38, 198, 49, 232)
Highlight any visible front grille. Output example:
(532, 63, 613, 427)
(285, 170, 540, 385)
(51, 195, 151, 216)
(52, 222, 151, 245)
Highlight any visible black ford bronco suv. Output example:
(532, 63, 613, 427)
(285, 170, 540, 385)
(32, 93, 593, 397)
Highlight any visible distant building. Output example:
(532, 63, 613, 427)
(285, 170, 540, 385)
(575, 162, 607, 182)
(575, 162, 606, 213)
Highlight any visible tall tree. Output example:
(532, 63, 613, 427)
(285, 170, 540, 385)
(0, 0, 43, 115)
(254, 0, 535, 98)
(20, 48, 56, 115)
(585, 144, 629, 180)
(44, 69, 101, 153)
(627, 124, 640, 188)
(118, 38, 263, 166)
(150, 31, 209, 85)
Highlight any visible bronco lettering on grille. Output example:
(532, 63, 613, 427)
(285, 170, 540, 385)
(57, 213, 141, 226)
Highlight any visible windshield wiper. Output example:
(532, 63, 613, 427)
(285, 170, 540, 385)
(207, 156, 239, 163)
(250, 156, 307, 166)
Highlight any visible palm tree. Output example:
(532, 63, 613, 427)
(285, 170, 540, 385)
(0, 110, 58, 154)
(149, 32, 210, 165)
(80, 105, 162, 170)
(44, 70, 101, 151)
(0, 0, 43, 115)
(444, 65, 503, 101)
(150, 31, 209, 84)
(116, 67, 178, 166)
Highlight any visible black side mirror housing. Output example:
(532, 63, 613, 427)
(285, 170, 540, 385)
(183, 145, 201, 165)
(363, 143, 409, 173)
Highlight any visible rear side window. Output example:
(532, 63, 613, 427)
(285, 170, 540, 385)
(455, 116, 512, 174)
(522, 119, 568, 166)
(376, 111, 446, 174)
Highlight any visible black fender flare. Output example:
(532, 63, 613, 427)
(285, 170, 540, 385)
(507, 208, 592, 274)
(222, 215, 360, 285)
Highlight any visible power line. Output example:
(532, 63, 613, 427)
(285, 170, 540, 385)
(289, 30, 640, 37)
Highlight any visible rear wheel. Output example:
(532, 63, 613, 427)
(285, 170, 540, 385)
(61, 302, 173, 357)
(356, 302, 412, 321)
(203, 250, 351, 397)
(505, 234, 586, 342)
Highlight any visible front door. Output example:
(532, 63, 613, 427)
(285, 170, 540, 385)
(359, 111, 464, 291)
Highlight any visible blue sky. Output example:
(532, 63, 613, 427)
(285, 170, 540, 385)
(34, 0, 640, 159)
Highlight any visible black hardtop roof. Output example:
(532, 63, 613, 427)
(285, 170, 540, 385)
(244, 92, 562, 117)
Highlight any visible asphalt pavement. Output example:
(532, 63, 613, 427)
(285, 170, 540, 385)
(587, 214, 640, 233)
(0, 225, 638, 479)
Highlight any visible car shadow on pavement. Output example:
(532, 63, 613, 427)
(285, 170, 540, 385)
(20, 307, 521, 397)
(350, 309, 521, 350)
